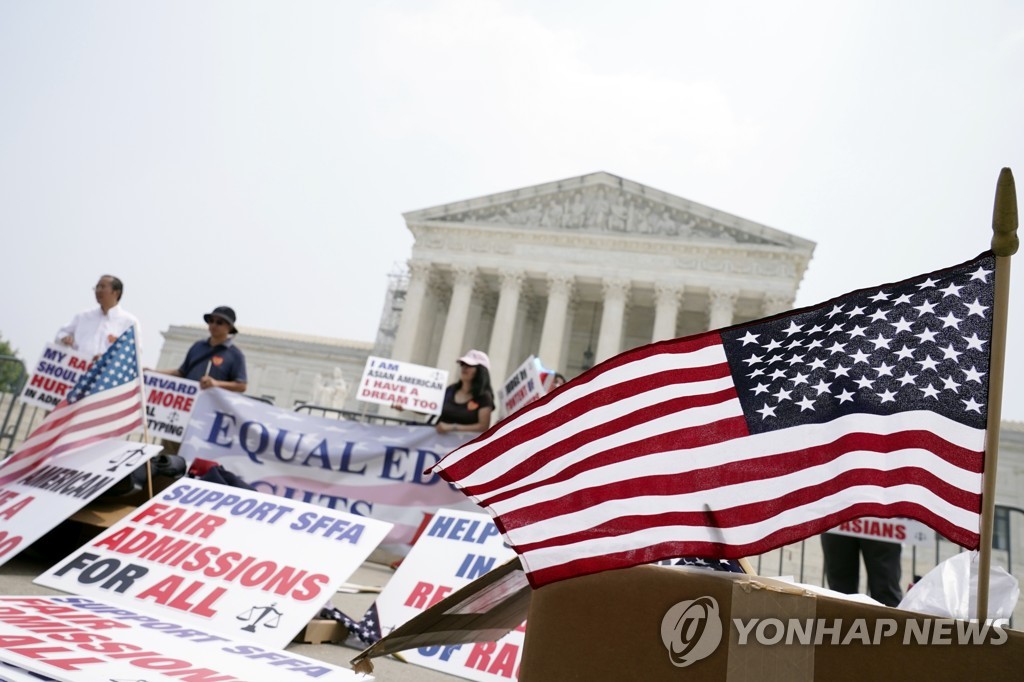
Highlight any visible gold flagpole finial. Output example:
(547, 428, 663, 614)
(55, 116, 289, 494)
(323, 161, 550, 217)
(992, 167, 1018, 257)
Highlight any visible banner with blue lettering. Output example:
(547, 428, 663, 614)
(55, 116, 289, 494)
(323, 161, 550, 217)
(177, 388, 479, 549)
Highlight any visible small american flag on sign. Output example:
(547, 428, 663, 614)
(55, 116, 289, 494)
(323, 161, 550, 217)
(0, 327, 144, 485)
(433, 253, 994, 587)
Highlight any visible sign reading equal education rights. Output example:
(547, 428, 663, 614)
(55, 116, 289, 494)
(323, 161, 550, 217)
(35, 478, 393, 650)
(357, 356, 448, 415)
(0, 440, 164, 568)
(19, 343, 95, 411)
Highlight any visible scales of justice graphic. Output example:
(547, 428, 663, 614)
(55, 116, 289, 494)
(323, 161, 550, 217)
(237, 602, 284, 632)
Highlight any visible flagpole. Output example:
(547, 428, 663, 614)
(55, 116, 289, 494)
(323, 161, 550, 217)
(977, 168, 1018, 622)
(134, 324, 155, 499)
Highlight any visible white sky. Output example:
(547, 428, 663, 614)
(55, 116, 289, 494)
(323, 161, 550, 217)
(1, 1, 1022, 420)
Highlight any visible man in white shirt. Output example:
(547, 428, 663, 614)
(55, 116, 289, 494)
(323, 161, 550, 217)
(56, 274, 141, 360)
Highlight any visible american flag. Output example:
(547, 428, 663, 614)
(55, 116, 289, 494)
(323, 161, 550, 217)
(0, 327, 144, 485)
(433, 253, 995, 587)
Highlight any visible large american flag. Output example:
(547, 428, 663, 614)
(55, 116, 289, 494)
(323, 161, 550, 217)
(433, 253, 995, 587)
(0, 327, 144, 485)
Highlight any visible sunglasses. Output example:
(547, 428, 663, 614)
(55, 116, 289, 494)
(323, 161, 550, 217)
(209, 318, 230, 326)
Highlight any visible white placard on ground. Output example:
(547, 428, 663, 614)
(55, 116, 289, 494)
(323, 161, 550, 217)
(34, 478, 392, 649)
(19, 343, 94, 411)
(0, 595, 370, 682)
(372, 508, 525, 681)
(0, 440, 163, 567)
(826, 516, 934, 546)
(142, 371, 200, 442)
(356, 356, 448, 415)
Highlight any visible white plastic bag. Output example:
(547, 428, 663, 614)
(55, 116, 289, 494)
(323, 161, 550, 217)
(898, 550, 1019, 621)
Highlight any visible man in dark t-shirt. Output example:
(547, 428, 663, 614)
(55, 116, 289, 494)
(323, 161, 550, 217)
(157, 306, 247, 393)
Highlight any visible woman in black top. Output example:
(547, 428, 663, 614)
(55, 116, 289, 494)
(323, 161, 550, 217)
(436, 349, 494, 434)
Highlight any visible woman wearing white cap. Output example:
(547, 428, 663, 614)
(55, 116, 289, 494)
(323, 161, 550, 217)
(435, 350, 494, 434)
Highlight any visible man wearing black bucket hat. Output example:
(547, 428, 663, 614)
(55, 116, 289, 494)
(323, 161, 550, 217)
(156, 306, 248, 393)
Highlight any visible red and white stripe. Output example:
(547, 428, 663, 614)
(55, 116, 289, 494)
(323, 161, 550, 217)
(0, 381, 143, 486)
(433, 333, 984, 587)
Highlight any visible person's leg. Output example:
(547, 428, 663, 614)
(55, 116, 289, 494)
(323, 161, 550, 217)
(860, 539, 903, 606)
(820, 533, 860, 594)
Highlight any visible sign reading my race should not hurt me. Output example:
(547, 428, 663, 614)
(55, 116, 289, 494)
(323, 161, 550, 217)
(357, 356, 448, 416)
(19, 343, 95, 411)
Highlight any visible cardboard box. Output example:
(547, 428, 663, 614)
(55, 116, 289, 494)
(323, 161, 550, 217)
(518, 564, 1024, 681)
(294, 619, 348, 645)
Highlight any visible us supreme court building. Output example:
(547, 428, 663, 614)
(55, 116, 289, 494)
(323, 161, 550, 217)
(385, 171, 815, 385)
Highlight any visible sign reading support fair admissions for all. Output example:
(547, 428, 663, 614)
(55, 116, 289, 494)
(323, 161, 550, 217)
(826, 516, 934, 546)
(370, 508, 525, 681)
(0, 596, 370, 682)
(356, 356, 448, 416)
(34, 478, 392, 650)
(177, 388, 478, 549)
(0, 440, 164, 568)
(19, 343, 94, 411)
(142, 370, 200, 443)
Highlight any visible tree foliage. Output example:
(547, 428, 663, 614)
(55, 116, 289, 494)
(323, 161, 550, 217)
(0, 333, 25, 394)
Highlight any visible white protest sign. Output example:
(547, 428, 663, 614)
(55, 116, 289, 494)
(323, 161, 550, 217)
(35, 478, 393, 649)
(142, 370, 200, 442)
(0, 440, 163, 567)
(371, 508, 524, 681)
(0, 595, 370, 682)
(357, 356, 448, 415)
(19, 343, 93, 411)
(827, 517, 934, 546)
(496, 356, 545, 419)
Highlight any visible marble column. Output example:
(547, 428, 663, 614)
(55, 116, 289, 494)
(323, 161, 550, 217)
(391, 260, 433, 363)
(537, 273, 574, 372)
(762, 291, 793, 317)
(435, 265, 478, 374)
(595, 278, 630, 363)
(708, 287, 739, 330)
(487, 268, 526, 386)
(652, 282, 684, 342)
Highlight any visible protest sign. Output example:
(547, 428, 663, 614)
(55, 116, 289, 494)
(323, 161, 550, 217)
(0, 440, 163, 567)
(142, 370, 200, 442)
(495, 356, 545, 419)
(371, 509, 524, 681)
(177, 388, 477, 549)
(826, 516, 934, 546)
(356, 356, 448, 415)
(35, 478, 393, 649)
(0, 595, 369, 681)
(19, 343, 93, 411)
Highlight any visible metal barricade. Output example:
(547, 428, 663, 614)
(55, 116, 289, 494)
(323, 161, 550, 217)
(293, 403, 424, 427)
